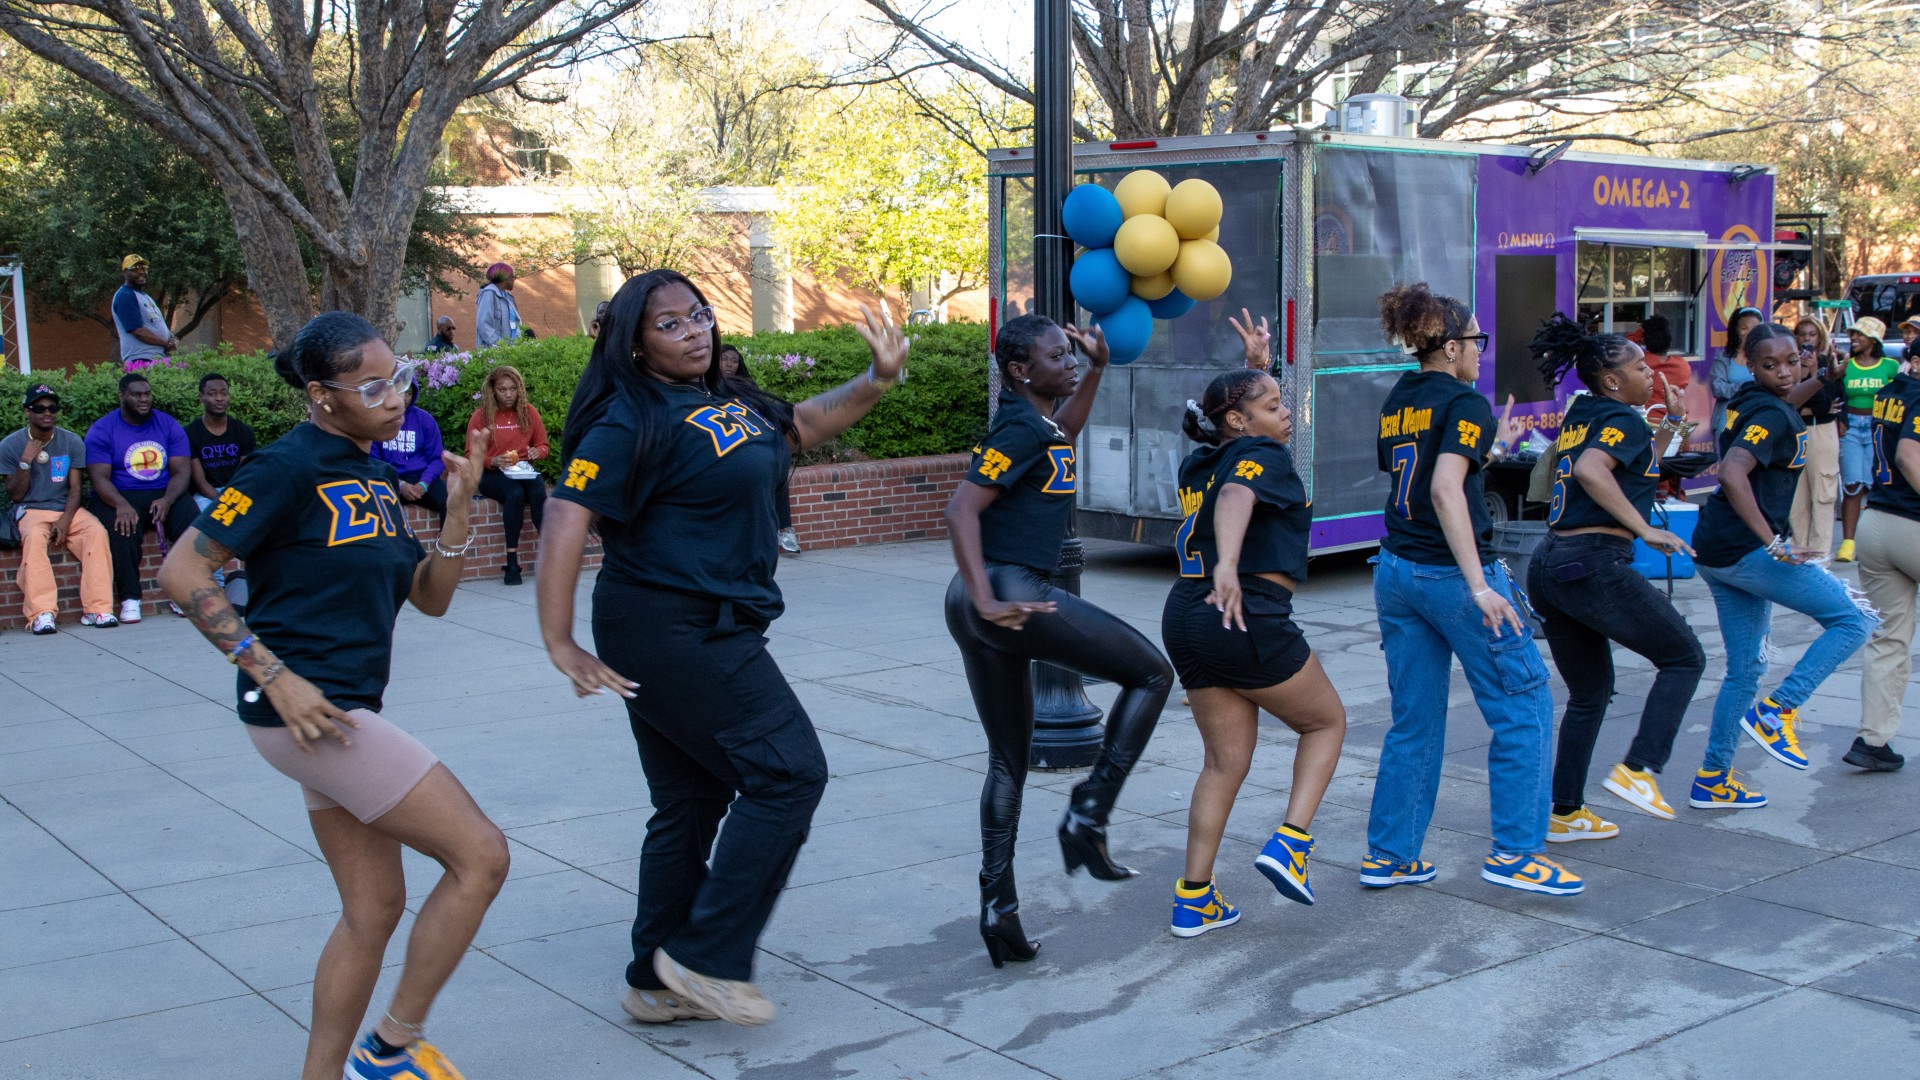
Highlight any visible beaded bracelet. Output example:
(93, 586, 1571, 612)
(227, 634, 257, 664)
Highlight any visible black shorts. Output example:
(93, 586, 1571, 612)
(1160, 576, 1313, 691)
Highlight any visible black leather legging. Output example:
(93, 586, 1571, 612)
(944, 563, 1173, 903)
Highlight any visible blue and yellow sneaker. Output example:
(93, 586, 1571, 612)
(1254, 824, 1316, 905)
(344, 1032, 464, 1079)
(1359, 856, 1437, 888)
(1740, 698, 1810, 770)
(1689, 768, 1768, 809)
(1481, 853, 1584, 895)
(1169, 878, 1240, 938)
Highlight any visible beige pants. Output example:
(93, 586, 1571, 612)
(16, 508, 114, 621)
(1790, 422, 1840, 557)
(1857, 508, 1920, 746)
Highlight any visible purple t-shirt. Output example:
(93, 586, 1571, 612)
(85, 409, 189, 492)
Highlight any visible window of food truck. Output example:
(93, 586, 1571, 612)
(1309, 147, 1475, 522)
(1574, 241, 1698, 354)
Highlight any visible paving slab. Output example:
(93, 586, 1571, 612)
(1560, 989, 1920, 1080)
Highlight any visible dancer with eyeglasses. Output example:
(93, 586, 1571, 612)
(1366, 283, 1582, 896)
(943, 314, 1174, 967)
(158, 313, 508, 1080)
(1689, 323, 1875, 805)
(1526, 316, 1704, 836)
(537, 271, 907, 1026)
(1161, 366, 1346, 937)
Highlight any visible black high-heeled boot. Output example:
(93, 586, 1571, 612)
(979, 871, 1040, 969)
(1059, 782, 1138, 880)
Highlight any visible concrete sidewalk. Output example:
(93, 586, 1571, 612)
(2, 539, 1917, 1079)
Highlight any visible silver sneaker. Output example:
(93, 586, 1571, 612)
(621, 985, 718, 1023)
(777, 527, 801, 554)
(653, 949, 775, 1027)
(29, 611, 55, 635)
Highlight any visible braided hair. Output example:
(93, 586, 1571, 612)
(1182, 368, 1269, 445)
(1742, 322, 1798, 362)
(1531, 314, 1639, 394)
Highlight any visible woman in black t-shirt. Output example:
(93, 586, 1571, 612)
(1525, 317, 1704, 839)
(1688, 324, 1874, 806)
(1159, 367, 1346, 938)
(1366, 283, 1583, 898)
(158, 313, 506, 1080)
(535, 270, 906, 1027)
(943, 314, 1174, 968)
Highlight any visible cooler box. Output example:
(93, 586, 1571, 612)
(1633, 500, 1698, 580)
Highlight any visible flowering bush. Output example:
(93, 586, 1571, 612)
(415, 350, 476, 391)
(123, 355, 183, 373)
(769, 352, 817, 377)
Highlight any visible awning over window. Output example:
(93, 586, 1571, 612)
(1573, 227, 1810, 252)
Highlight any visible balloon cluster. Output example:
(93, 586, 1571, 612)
(1062, 172, 1232, 364)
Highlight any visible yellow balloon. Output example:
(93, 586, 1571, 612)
(1114, 171, 1172, 219)
(1165, 179, 1224, 240)
(1204, 225, 1220, 243)
(1132, 271, 1176, 301)
(1172, 239, 1233, 301)
(1113, 214, 1181, 277)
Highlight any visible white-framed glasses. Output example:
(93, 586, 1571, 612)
(322, 358, 418, 409)
(654, 305, 716, 341)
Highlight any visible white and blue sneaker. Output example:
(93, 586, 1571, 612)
(1253, 825, 1316, 905)
(1169, 878, 1240, 938)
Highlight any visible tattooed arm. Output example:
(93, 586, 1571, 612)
(789, 306, 909, 451)
(158, 527, 359, 751)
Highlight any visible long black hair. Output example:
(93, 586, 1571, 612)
(1724, 306, 1764, 358)
(1531, 314, 1637, 394)
(1182, 368, 1268, 445)
(561, 270, 795, 507)
(273, 312, 382, 390)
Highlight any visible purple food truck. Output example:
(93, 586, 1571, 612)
(986, 123, 1783, 553)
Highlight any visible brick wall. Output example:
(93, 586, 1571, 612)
(1, 454, 969, 629)
(788, 454, 969, 550)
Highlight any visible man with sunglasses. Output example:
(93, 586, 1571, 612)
(4, 386, 116, 633)
(85, 373, 194, 623)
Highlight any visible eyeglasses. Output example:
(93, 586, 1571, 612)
(25, 402, 59, 414)
(654, 305, 716, 341)
(321, 359, 418, 409)
(1450, 333, 1490, 352)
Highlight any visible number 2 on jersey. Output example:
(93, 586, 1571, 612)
(1174, 486, 1205, 577)
(1388, 443, 1418, 519)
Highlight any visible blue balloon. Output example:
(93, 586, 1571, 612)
(1069, 248, 1132, 316)
(1146, 288, 1195, 320)
(1062, 184, 1124, 248)
(1094, 296, 1154, 365)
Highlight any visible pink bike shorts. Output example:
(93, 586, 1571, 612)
(246, 709, 439, 824)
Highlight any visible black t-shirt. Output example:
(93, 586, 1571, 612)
(192, 423, 423, 727)
(186, 417, 256, 490)
(1548, 395, 1659, 531)
(1800, 375, 1842, 426)
(966, 391, 1076, 573)
(555, 386, 792, 621)
(1694, 384, 1807, 567)
(1174, 436, 1310, 580)
(1868, 373, 1920, 522)
(1377, 369, 1494, 565)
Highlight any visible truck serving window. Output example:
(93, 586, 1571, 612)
(1574, 242, 1698, 355)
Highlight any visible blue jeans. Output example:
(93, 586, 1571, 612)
(1840, 420, 1873, 492)
(1368, 551, 1554, 861)
(1698, 548, 1875, 771)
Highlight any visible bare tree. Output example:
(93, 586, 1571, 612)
(860, 0, 1890, 146)
(0, 0, 653, 345)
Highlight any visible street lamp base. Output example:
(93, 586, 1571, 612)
(1029, 538, 1105, 770)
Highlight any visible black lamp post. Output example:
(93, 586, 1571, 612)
(1028, 0, 1105, 769)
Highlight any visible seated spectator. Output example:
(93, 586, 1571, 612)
(373, 382, 448, 522)
(185, 372, 256, 510)
(719, 344, 802, 554)
(425, 315, 459, 354)
(4, 385, 116, 632)
(86, 373, 194, 623)
(467, 364, 548, 585)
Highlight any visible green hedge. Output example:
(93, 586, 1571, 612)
(0, 322, 991, 487)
